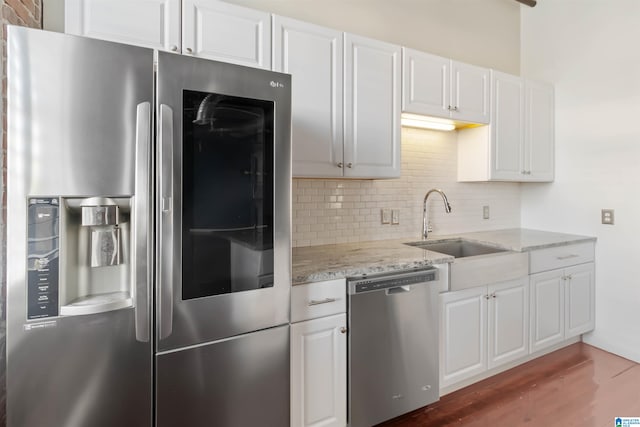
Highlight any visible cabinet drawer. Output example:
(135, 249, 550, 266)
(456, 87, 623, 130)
(529, 242, 594, 273)
(291, 279, 346, 323)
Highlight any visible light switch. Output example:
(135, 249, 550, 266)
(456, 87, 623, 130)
(391, 209, 400, 224)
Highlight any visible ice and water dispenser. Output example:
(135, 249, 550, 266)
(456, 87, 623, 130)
(27, 196, 134, 319)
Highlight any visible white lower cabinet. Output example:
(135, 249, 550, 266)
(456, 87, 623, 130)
(440, 278, 528, 389)
(530, 262, 595, 353)
(440, 286, 487, 388)
(565, 264, 596, 337)
(291, 314, 347, 427)
(487, 280, 530, 369)
(291, 280, 347, 427)
(529, 270, 565, 353)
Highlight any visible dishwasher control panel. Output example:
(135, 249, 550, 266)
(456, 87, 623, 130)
(348, 269, 438, 294)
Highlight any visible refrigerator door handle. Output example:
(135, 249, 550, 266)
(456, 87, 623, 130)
(159, 104, 174, 340)
(134, 102, 151, 343)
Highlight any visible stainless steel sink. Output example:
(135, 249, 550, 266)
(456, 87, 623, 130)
(405, 239, 507, 258)
(405, 238, 529, 291)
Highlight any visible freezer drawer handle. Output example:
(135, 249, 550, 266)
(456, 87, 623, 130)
(158, 104, 174, 340)
(134, 101, 151, 343)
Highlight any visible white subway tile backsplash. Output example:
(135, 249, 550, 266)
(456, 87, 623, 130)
(292, 127, 521, 247)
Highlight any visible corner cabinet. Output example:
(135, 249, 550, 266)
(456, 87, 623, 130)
(290, 279, 347, 427)
(440, 277, 529, 389)
(344, 34, 401, 178)
(65, 0, 271, 69)
(457, 72, 554, 182)
(402, 48, 490, 124)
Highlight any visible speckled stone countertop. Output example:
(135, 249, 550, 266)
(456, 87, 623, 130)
(292, 228, 596, 285)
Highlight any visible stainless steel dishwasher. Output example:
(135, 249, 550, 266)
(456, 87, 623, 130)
(348, 267, 441, 427)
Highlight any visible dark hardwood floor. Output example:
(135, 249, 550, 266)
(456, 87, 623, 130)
(379, 342, 640, 427)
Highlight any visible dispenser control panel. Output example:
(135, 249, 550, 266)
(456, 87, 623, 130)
(27, 198, 60, 319)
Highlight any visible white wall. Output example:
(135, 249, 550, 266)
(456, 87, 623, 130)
(224, 0, 521, 74)
(521, 1, 640, 362)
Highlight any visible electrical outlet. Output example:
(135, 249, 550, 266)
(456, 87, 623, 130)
(601, 209, 615, 225)
(391, 209, 400, 224)
(381, 209, 391, 224)
(483, 205, 490, 220)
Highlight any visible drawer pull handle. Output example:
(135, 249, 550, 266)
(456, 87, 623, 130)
(556, 254, 580, 260)
(308, 298, 337, 306)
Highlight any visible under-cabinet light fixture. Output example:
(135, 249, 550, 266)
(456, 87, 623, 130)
(401, 113, 456, 131)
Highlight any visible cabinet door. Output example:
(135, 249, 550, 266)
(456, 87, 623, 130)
(344, 33, 401, 178)
(182, 0, 271, 69)
(401, 48, 450, 118)
(487, 279, 529, 369)
(440, 287, 487, 388)
(65, 0, 180, 51)
(530, 270, 565, 353)
(273, 16, 344, 178)
(491, 71, 524, 180)
(565, 263, 595, 338)
(451, 61, 490, 124)
(524, 79, 555, 181)
(291, 314, 347, 427)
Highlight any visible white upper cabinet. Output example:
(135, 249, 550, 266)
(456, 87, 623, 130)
(402, 48, 490, 124)
(524, 79, 555, 181)
(457, 71, 554, 182)
(344, 33, 401, 178)
(450, 61, 490, 123)
(65, 0, 181, 51)
(402, 49, 449, 118)
(183, 0, 271, 68)
(491, 70, 525, 180)
(273, 16, 343, 177)
(65, 0, 270, 69)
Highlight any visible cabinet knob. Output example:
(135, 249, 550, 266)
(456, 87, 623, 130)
(170, 45, 178, 52)
(337, 162, 344, 168)
(484, 295, 490, 300)
(340, 327, 347, 334)
(492, 293, 497, 298)
(186, 47, 193, 54)
(453, 106, 459, 111)
(447, 105, 452, 111)
(347, 162, 353, 168)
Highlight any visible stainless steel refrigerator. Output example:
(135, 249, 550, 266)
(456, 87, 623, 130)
(6, 27, 291, 427)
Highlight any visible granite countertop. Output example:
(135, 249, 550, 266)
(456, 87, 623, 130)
(292, 228, 596, 285)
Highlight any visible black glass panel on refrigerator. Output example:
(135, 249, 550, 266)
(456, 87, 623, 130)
(182, 90, 274, 300)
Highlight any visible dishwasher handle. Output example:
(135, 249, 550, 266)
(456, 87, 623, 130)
(386, 286, 411, 295)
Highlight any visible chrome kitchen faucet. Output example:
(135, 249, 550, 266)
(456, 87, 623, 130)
(422, 188, 452, 240)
